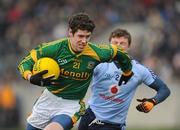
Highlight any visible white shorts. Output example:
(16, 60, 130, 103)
(27, 89, 81, 129)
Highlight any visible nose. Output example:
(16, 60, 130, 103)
(82, 37, 87, 44)
(115, 43, 121, 46)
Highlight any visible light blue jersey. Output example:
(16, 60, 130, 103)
(88, 60, 155, 124)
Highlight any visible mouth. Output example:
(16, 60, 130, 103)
(79, 44, 86, 49)
(78, 47, 85, 51)
(79, 45, 85, 48)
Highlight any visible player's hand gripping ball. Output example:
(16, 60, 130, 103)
(33, 57, 60, 79)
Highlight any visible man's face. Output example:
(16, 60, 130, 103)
(110, 37, 129, 51)
(69, 29, 91, 52)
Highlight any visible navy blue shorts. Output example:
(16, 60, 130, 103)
(78, 108, 125, 130)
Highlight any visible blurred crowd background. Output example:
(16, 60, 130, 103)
(0, 0, 179, 129)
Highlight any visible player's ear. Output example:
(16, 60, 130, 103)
(68, 28, 73, 37)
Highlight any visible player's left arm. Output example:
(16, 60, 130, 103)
(89, 43, 133, 85)
(111, 44, 133, 85)
(136, 74, 170, 113)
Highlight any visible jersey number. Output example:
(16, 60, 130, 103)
(115, 74, 119, 81)
(73, 62, 80, 69)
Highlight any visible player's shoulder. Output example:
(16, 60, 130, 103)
(49, 38, 68, 44)
(42, 38, 68, 47)
(132, 59, 147, 69)
(132, 59, 149, 72)
(88, 42, 111, 50)
(97, 62, 114, 67)
(132, 59, 156, 78)
(94, 62, 114, 72)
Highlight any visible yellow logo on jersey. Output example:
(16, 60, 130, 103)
(60, 68, 90, 80)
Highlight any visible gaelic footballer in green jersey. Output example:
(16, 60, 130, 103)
(18, 38, 132, 100)
(17, 13, 133, 130)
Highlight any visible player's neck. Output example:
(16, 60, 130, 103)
(69, 38, 81, 54)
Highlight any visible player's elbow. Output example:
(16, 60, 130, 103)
(162, 83, 171, 99)
(166, 86, 171, 97)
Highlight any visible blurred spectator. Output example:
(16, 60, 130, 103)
(0, 76, 20, 128)
(172, 52, 180, 78)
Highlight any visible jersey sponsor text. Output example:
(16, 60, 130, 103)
(60, 68, 90, 80)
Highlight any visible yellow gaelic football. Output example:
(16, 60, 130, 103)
(33, 57, 60, 79)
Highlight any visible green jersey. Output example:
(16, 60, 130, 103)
(18, 38, 132, 100)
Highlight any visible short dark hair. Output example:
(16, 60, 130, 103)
(109, 29, 132, 45)
(68, 12, 95, 34)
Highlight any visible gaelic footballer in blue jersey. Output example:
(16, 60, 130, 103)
(78, 29, 170, 130)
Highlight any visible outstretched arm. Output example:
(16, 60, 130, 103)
(148, 77, 171, 104)
(136, 77, 170, 113)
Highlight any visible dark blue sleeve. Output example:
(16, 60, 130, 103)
(148, 77, 170, 104)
